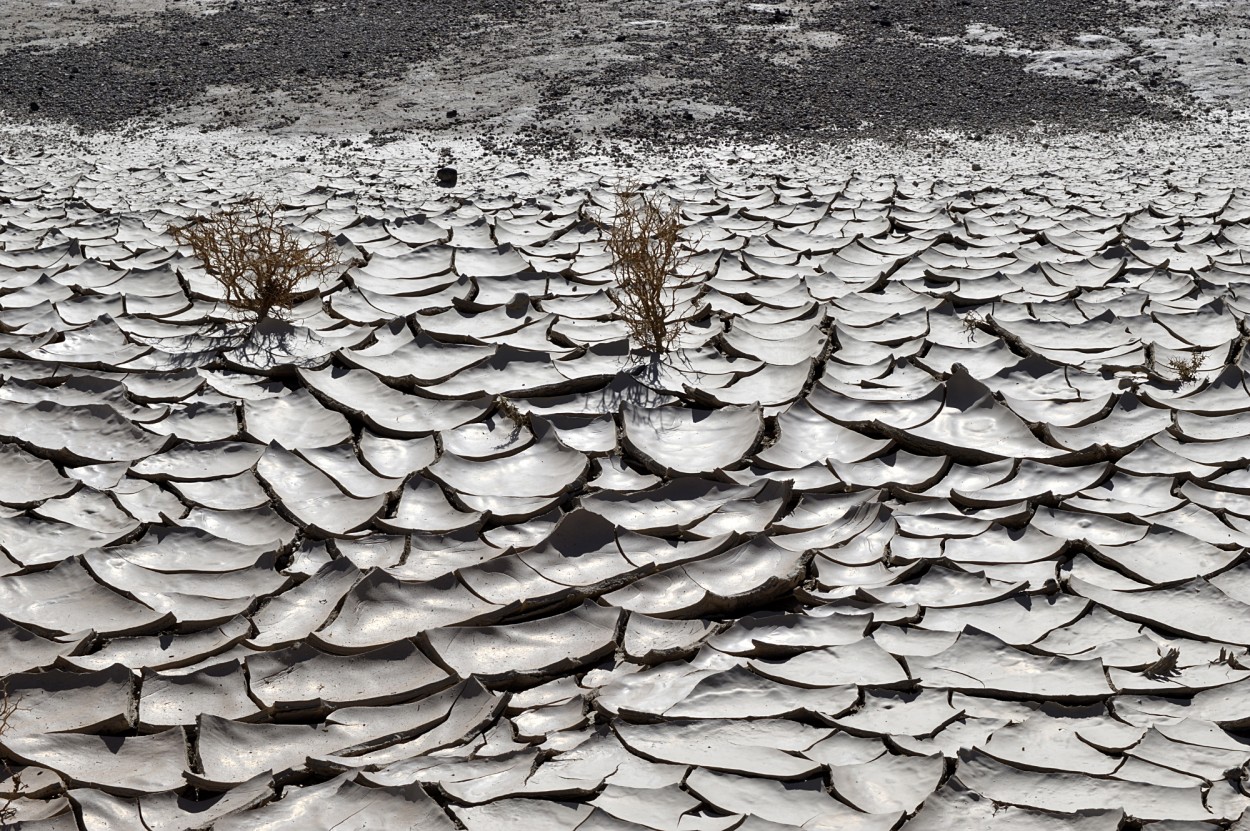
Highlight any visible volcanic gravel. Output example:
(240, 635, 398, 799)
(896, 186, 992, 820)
(0, 0, 528, 129)
(615, 37, 1178, 143)
(818, 0, 1150, 42)
(0, 0, 1190, 146)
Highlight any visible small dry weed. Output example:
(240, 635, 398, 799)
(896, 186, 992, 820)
(1214, 648, 1250, 670)
(169, 197, 340, 324)
(1143, 647, 1181, 680)
(960, 311, 985, 341)
(1163, 351, 1202, 385)
(605, 185, 697, 353)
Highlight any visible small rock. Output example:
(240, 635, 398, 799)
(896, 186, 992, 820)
(971, 163, 982, 171)
(446, 109, 458, 119)
(436, 166, 458, 187)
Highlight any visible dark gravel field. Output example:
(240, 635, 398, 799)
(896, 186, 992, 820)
(0, 0, 1238, 149)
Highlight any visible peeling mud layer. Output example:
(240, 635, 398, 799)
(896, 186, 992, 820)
(0, 0, 1245, 147)
(2, 0, 1250, 828)
(0, 138, 1247, 826)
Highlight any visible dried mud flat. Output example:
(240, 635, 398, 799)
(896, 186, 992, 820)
(2, 0, 1250, 830)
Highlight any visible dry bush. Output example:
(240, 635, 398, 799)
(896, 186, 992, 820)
(605, 185, 697, 353)
(0, 682, 20, 826)
(169, 197, 340, 324)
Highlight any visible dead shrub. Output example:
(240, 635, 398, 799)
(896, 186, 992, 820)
(0, 681, 20, 826)
(169, 197, 340, 324)
(604, 185, 697, 353)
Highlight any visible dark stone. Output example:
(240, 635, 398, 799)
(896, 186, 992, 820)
(436, 166, 458, 187)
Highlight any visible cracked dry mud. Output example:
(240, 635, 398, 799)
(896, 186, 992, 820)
(0, 153, 1245, 828)
(1, 0, 1250, 829)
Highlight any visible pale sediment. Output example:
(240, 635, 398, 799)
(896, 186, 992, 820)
(2, 0, 1250, 826)
(0, 138, 1248, 825)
